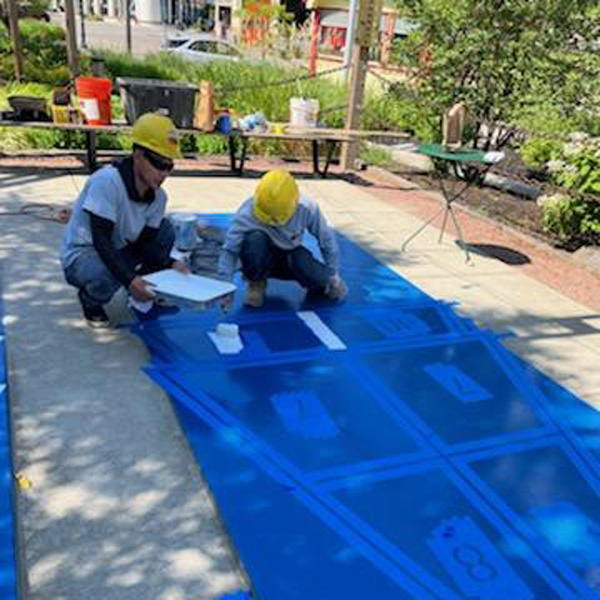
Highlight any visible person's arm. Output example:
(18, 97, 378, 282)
(88, 213, 158, 301)
(217, 216, 247, 280)
(135, 225, 189, 274)
(305, 202, 340, 275)
(88, 212, 136, 287)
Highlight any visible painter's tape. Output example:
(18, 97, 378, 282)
(297, 311, 346, 351)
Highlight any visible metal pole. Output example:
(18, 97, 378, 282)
(125, 0, 132, 53)
(343, 0, 359, 74)
(79, 0, 87, 49)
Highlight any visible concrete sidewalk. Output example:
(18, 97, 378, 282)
(0, 164, 598, 599)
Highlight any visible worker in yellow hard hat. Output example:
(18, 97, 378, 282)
(60, 112, 188, 328)
(218, 169, 347, 308)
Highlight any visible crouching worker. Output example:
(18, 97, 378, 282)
(218, 169, 347, 307)
(60, 112, 187, 328)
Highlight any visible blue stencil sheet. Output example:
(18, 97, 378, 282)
(360, 335, 555, 451)
(456, 438, 600, 598)
(329, 463, 572, 600)
(0, 294, 18, 599)
(133, 214, 600, 599)
(150, 370, 440, 600)
(133, 299, 465, 370)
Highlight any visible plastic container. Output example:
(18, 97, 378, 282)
(169, 213, 198, 251)
(289, 97, 319, 128)
(52, 105, 70, 124)
(215, 109, 232, 134)
(117, 77, 197, 128)
(75, 77, 112, 125)
(240, 111, 268, 133)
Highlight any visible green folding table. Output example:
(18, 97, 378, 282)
(402, 143, 503, 262)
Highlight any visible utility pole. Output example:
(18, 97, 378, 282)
(64, 0, 80, 78)
(5, 0, 24, 80)
(341, 0, 382, 170)
(125, 0, 132, 54)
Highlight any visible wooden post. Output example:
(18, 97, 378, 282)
(340, 44, 369, 170)
(125, 0, 132, 54)
(64, 0, 80, 78)
(308, 9, 320, 77)
(5, 0, 24, 80)
(340, 0, 382, 170)
(79, 0, 87, 49)
(380, 11, 395, 66)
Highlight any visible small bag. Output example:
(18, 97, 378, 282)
(195, 80, 214, 132)
(442, 102, 467, 151)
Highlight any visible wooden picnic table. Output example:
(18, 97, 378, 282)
(0, 120, 410, 176)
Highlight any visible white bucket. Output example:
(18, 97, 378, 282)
(289, 97, 319, 128)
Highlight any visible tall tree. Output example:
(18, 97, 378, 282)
(392, 0, 600, 134)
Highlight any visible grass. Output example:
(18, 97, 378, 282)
(360, 143, 394, 168)
(0, 48, 413, 155)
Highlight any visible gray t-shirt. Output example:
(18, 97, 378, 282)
(60, 165, 167, 269)
(217, 194, 339, 279)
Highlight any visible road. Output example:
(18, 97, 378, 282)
(50, 12, 177, 57)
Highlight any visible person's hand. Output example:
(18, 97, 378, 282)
(172, 260, 190, 274)
(219, 291, 235, 313)
(326, 274, 348, 300)
(129, 276, 156, 302)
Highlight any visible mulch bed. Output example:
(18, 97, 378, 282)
(400, 170, 550, 240)
(395, 168, 600, 253)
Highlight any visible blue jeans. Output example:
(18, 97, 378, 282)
(240, 230, 330, 292)
(64, 218, 175, 309)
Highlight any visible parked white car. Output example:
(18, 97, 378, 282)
(164, 33, 242, 63)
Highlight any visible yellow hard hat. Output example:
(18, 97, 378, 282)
(253, 169, 299, 226)
(132, 112, 181, 159)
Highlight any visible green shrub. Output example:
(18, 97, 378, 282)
(537, 193, 600, 239)
(359, 143, 393, 167)
(546, 134, 600, 195)
(0, 21, 69, 85)
(519, 138, 563, 169)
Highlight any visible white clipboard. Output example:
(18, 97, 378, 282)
(143, 269, 236, 307)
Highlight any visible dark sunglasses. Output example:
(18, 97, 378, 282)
(142, 148, 174, 172)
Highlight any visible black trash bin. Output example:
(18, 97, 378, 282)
(117, 77, 197, 128)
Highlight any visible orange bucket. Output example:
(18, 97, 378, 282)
(75, 77, 112, 125)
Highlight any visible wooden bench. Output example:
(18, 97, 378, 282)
(0, 120, 364, 176)
(0, 120, 411, 176)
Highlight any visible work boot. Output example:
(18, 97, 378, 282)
(244, 279, 267, 308)
(324, 275, 347, 301)
(78, 290, 110, 329)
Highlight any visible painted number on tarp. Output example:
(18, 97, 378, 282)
(424, 363, 492, 403)
(428, 516, 533, 600)
(271, 391, 340, 440)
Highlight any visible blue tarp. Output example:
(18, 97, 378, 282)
(0, 292, 18, 599)
(134, 215, 600, 600)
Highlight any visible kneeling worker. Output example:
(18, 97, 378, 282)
(218, 169, 347, 307)
(60, 112, 186, 327)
